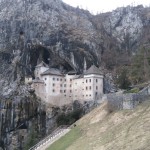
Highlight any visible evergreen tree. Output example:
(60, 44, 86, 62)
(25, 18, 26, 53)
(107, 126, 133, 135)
(116, 66, 131, 89)
(129, 46, 150, 84)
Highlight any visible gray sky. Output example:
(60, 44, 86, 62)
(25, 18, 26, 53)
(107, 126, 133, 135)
(62, 0, 150, 14)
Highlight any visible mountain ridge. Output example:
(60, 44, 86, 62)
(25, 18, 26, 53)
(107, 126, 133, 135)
(0, 0, 150, 149)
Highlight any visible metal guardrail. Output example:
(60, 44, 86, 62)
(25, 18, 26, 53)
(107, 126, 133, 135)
(28, 125, 69, 150)
(28, 101, 98, 150)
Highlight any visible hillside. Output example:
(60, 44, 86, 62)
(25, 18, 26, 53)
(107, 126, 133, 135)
(48, 100, 150, 150)
(0, 0, 150, 149)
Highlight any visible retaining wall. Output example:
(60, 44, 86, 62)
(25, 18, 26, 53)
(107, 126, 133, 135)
(98, 86, 150, 110)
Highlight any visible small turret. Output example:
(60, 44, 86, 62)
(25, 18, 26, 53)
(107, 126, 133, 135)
(83, 57, 87, 73)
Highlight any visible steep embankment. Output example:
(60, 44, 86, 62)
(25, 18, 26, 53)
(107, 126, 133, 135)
(48, 100, 150, 150)
(0, 0, 150, 149)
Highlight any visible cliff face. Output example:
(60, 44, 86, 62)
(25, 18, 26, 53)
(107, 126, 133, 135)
(0, 0, 101, 74)
(0, 1, 150, 73)
(0, 0, 150, 149)
(92, 5, 150, 69)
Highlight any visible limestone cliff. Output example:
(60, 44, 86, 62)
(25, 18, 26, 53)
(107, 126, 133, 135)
(0, 0, 150, 149)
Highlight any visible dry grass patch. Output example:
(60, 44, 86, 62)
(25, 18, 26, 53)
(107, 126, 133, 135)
(67, 100, 150, 150)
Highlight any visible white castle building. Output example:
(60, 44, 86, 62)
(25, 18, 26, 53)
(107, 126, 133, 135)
(32, 61, 104, 106)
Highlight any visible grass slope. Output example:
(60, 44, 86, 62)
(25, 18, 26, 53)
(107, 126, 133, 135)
(47, 127, 81, 150)
(47, 100, 150, 150)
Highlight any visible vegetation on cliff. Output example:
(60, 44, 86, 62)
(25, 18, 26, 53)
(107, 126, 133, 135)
(116, 46, 150, 89)
(0, 0, 150, 149)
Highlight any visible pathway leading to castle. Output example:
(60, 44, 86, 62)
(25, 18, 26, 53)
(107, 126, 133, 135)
(29, 127, 70, 150)
(38, 129, 70, 150)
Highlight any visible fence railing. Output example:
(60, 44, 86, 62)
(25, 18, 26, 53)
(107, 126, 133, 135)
(28, 125, 69, 150)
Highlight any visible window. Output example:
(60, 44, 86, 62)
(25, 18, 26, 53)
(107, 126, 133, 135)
(86, 79, 88, 83)
(83, 95, 84, 97)
(64, 90, 66, 93)
(64, 84, 66, 87)
(45, 78, 47, 80)
(70, 85, 72, 87)
(89, 86, 91, 90)
(21, 136, 24, 140)
(60, 90, 62, 93)
(65, 79, 66, 81)
(86, 87, 88, 90)
(53, 78, 55, 81)
(60, 84, 62, 87)
(64, 95, 66, 97)
(96, 86, 98, 90)
(53, 89, 55, 92)
(89, 94, 91, 97)
(70, 79, 72, 81)
(86, 95, 88, 97)
(70, 90, 72, 93)
(53, 83, 55, 86)
(96, 79, 98, 83)
(57, 78, 59, 81)
(60, 79, 62, 81)
(89, 79, 91, 82)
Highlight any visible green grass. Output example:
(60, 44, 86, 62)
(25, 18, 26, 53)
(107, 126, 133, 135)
(66, 100, 150, 150)
(47, 100, 150, 150)
(47, 127, 81, 150)
(124, 88, 139, 93)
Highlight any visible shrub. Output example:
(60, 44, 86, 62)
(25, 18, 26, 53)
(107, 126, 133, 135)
(116, 67, 131, 89)
(56, 109, 83, 126)
(124, 88, 139, 93)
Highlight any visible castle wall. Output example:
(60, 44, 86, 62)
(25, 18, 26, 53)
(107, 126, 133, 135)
(25, 77, 32, 84)
(64, 74, 76, 100)
(72, 74, 104, 103)
(35, 74, 76, 106)
(47, 95, 73, 106)
(34, 66, 49, 79)
(100, 90, 150, 110)
(33, 65, 104, 106)
(33, 82, 46, 101)
(73, 78, 85, 102)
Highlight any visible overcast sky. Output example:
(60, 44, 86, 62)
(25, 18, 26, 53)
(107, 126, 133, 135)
(62, 0, 150, 14)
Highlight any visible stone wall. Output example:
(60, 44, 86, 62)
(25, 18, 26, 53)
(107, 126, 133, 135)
(99, 85, 150, 110)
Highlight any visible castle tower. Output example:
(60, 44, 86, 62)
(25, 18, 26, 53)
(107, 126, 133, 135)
(83, 57, 87, 73)
(71, 52, 75, 66)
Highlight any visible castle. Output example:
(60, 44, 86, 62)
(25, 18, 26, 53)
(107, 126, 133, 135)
(28, 62, 104, 106)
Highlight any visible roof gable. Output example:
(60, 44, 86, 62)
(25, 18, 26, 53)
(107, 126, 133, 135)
(84, 65, 102, 75)
(41, 68, 63, 76)
(36, 61, 49, 68)
(67, 70, 77, 75)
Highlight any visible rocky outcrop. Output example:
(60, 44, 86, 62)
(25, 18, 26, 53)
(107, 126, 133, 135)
(93, 5, 150, 54)
(0, 0, 150, 149)
(0, 0, 101, 75)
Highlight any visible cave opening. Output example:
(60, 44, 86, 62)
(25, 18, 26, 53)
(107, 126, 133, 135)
(20, 31, 24, 35)
(42, 49, 50, 65)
